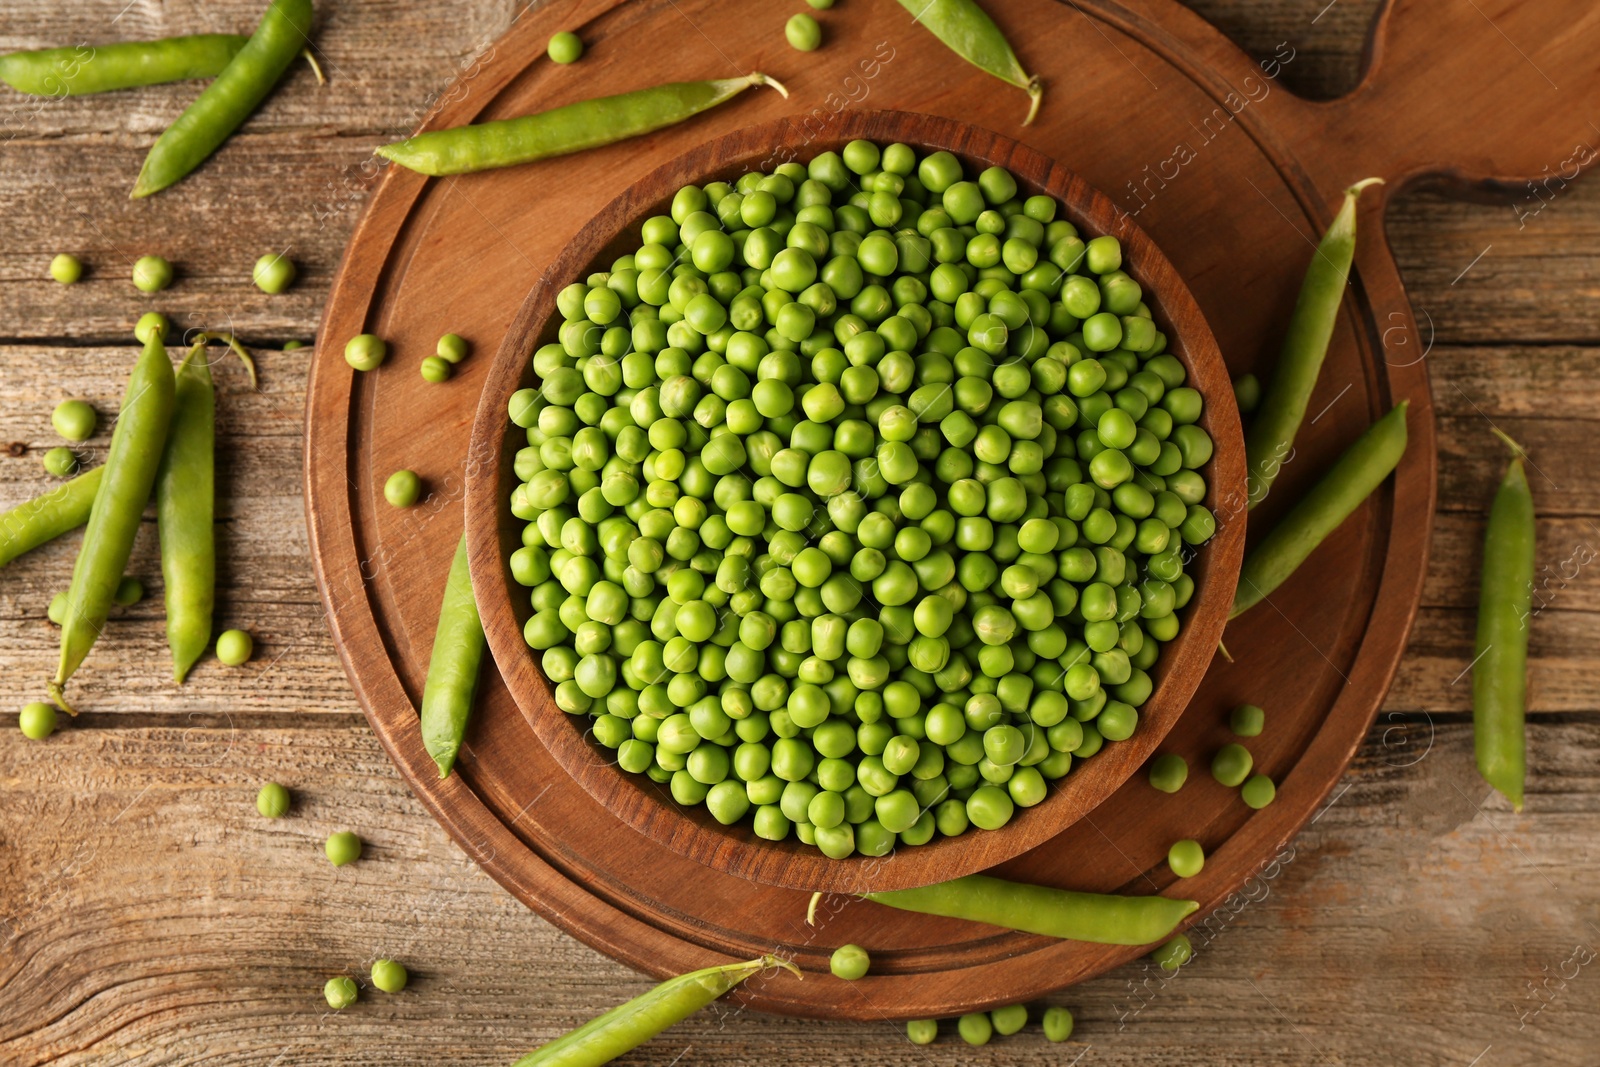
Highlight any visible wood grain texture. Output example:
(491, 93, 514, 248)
(0, 0, 1595, 1061)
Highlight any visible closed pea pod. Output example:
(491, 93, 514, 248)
(895, 0, 1042, 125)
(1232, 401, 1408, 618)
(0, 36, 246, 95)
(155, 341, 217, 683)
(1472, 431, 1533, 811)
(1243, 178, 1383, 507)
(421, 535, 488, 777)
(133, 0, 315, 198)
(378, 74, 789, 177)
(0, 467, 102, 569)
(512, 955, 799, 1067)
(52, 334, 176, 711)
(809, 873, 1196, 945)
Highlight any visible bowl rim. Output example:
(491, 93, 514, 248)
(465, 108, 1245, 895)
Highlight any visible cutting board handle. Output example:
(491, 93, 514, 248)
(1302, 0, 1598, 200)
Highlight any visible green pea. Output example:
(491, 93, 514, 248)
(1168, 838, 1204, 878)
(385, 469, 421, 507)
(323, 976, 358, 1010)
(1241, 774, 1277, 809)
(1147, 752, 1187, 793)
(51, 399, 97, 442)
(132, 254, 173, 292)
(957, 1012, 993, 1046)
(252, 252, 295, 294)
(216, 628, 254, 666)
(906, 1019, 938, 1045)
(371, 958, 409, 993)
(50, 253, 83, 285)
(829, 943, 869, 979)
(19, 701, 57, 740)
(1230, 703, 1265, 737)
(324, 830, 362, 866)
(1042, 1005, 1075, 1041)
(547, 30, 583, 63)
(1152, 934, 1193, 971)
(344, 333, 387, 371)
(1211, 743, 1253, 787)
(991, 1003, 1028, 1035)
(42, 447, 77, 477)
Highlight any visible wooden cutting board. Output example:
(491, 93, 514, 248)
(306, 0, 1596, 1019)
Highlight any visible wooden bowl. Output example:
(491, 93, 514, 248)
(465, 109, 1245, 895)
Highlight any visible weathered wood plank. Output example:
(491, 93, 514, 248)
(1, 721, 1595, 1065)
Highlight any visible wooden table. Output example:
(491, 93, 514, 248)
(2, 2, 1596, 1063)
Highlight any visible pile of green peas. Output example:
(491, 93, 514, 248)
(505, 139, 1216, 858)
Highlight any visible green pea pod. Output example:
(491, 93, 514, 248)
(0, 467, 102, 568)
(420, 534, 487, 777)
(132, 0, 314, 198)
(1232, 400, 1409, 618)
(156, 343, 216, 684)
(895, 0, 1042, 125)
(1244, 177, 1384, 509)
(512, 954, 799, 1067)
(51, 335, 176, 712)
(1473, 431, 1533, 812)
(376, 73, 789, 177)
(0, 36, 246, 96)
(812, 874, 1198, 946)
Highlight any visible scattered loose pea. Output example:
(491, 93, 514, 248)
(436, 333, 469, 363)
(323, 976, 358, 1010)
(256, 781, 291, 818)
(1229, 702, 1264, 737)
(52, 399, 97, 441)
(420, 355, 452, 383)
(283, 339, 308, 351)
(1168, 838, 1204, 878)
(371, 958, 409, 993)
(1241, 773, 1276, 809)
(1233, 372, 1260, 415)
(1041, 1005, 1074, 1042)
(1151, 933, 1192, 971)
(114, 576, 144, 606)
(906, 1019, 937, 1045)
(252, 252, 296, 294)
(1147, 753, 1188, 793)
(50, 253, 83, 285)
(1211, 743, 1253, 787)
(216, 628, 254, 666)
(19, 701, 57, 740)
(957, 1012, 993, 1046)
(132, 254, 174, 292)
(135, 311, 170, 344)
(786, 12, 822, 50)
(547, 31, 583, 64)
(325, 830, 362, 866)
(806, 0, 835, 6)
(829, 943, 870, 980)
(990, 1003, 1028, 1035)
(344, 334, 387, 371)
(42, 447, 77, 477)
(385, 469, 422, 507)
(47, 591, 68, 626)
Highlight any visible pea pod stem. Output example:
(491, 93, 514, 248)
(420, 534, 487, 777)
(511, 954, 799, 1067)
(156, 343, 216, 684)
(808, 874, 1198, 946)
(1244, 177, 1385, 509)
(132, 0, 315, 198)
(1231, 400, 1409, 619)
(896, 0, 1042, 125)
(1473, 429, 1533, 812)
(376, 73, 790, 177)
(0, 467, 103, 569)
(51, 335, 177, 713)
(192, 331, 259, 389)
